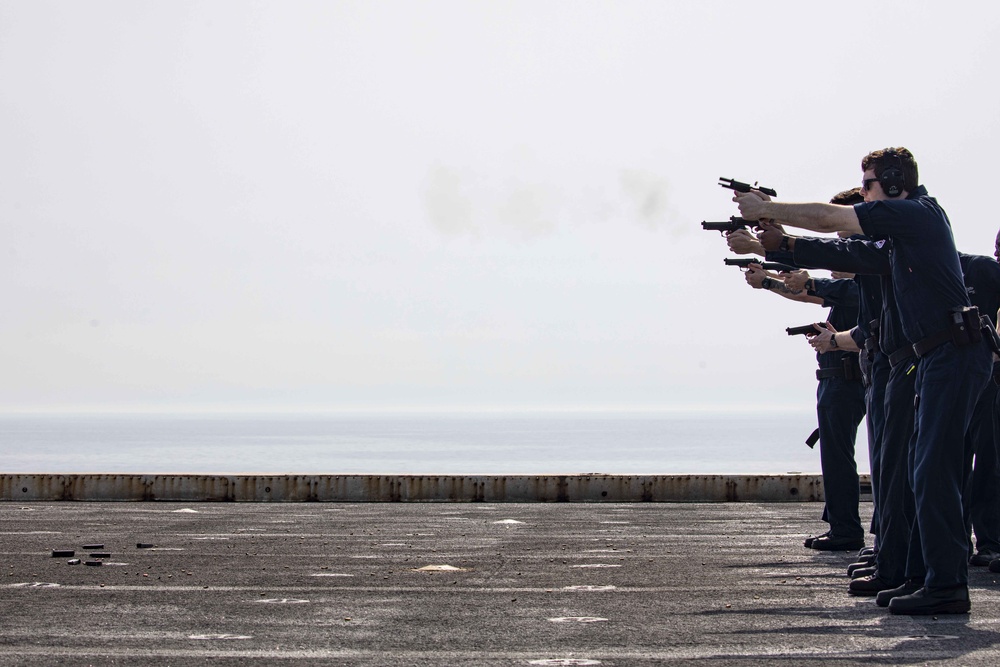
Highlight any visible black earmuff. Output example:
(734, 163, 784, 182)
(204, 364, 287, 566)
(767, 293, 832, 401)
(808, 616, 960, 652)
(879, 149, 906, 198)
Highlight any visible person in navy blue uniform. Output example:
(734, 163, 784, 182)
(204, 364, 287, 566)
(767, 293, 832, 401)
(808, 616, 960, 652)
(733, 147, 993, 615)
(757, 189, 888, 556)
(726, 188, 868, 551)
(761, 229, 916, 599)
(958, 252, 1000, 567)
(739, 262, 867, 551)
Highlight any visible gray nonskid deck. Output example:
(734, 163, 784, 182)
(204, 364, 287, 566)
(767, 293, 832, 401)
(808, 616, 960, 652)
(2, 501, 999, 666)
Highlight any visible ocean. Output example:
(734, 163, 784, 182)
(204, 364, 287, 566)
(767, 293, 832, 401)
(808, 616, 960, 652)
(0, 411, 870, 476)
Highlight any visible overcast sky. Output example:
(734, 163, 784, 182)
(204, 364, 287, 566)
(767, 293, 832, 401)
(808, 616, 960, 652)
(3, 1, 999, 413)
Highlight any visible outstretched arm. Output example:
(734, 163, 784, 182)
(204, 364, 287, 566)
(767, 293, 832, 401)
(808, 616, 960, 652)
(734, 191, 863, 235)
(745, 265, 823, 304)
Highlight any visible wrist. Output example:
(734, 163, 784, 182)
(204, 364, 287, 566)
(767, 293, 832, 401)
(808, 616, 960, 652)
(829, 333, 839, 349)
(779, 235, 790, 252)
(761, 277, 775, 290)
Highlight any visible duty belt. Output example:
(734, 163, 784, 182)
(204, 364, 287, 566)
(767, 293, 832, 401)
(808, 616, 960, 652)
(816, 356, 863, 381)
(887, 344, 916, 369)
(912, 306, 990, 358)
(911, 328, 953, 358)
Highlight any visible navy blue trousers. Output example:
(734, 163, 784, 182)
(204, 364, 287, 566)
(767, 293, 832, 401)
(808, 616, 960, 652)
(875, 357, 917, 585)
(816, 376, 867, 540)
(964, 378, 1000, 553)
(865, 353, 890, 543)
(905, 340, 992, 588)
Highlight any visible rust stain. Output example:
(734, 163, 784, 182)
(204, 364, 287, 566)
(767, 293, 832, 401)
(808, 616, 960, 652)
(0, 473, 850, 503)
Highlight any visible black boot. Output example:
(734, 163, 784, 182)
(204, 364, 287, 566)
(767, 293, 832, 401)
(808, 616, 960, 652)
(888, 585, 970, 615)
(847, 556, 876, 576)
(809, 535, 865, 551)
(875, 578, 922, 608)
(849, 574, 899, 596)
(803, 531, 830, 548)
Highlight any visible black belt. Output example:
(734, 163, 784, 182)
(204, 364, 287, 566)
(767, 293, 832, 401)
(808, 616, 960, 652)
(912, 327, 953, 358)
(888, 344, 916, 368)
(816, 368, 856, 380)
(912, 306, 991, 358)
(816, 358, 863, 381)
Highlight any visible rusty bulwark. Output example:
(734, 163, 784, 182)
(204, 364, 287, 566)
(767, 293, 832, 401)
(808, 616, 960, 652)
(0, 473, 860, 503)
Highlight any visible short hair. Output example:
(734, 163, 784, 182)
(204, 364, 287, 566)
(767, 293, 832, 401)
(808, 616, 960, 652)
(861, 147, 919, 193)
(830, 187, 864, 206)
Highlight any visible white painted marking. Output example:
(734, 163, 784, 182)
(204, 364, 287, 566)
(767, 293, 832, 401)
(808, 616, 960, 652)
(311, 573, 354, 578)
(528, 660, 601, 666)
(547, 617, 608, 623)
(256, 598, 309, 604)
(494, 519, 525, 524)
(414, 565, 469, 572)
(10, 582, 61, 588)
(570, 564, 621, 569)
(562, 585, 616, 592)
(172, 509, 199, 513)
(188, 634, 252, 640)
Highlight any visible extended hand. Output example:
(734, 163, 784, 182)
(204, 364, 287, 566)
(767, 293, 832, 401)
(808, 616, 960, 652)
(745, 264, 768, 289)
(808, 323, 838, 353)
(757, 221, 784, 252)
(727, 229, 764, 255)
(733, 191, 770, 221)
(782, 269, 810, 293)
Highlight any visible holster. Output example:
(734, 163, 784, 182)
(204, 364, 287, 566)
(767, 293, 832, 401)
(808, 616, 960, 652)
(981, 315, 1000, 356)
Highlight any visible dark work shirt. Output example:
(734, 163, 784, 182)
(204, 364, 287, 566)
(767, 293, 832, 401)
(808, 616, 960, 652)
(791, 236, 910, 354)
(854, 185, 969, 342)
(791, 235, 885, 345)
(809, 277, 859, 370)
(960, 253, 1000, 327)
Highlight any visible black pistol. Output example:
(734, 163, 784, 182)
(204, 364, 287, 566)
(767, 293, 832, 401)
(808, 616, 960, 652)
(786, 323, 827, 336)
(723, 258, 797, 272)
(701, 216, 760, 235)
(719, 177, 777, 198)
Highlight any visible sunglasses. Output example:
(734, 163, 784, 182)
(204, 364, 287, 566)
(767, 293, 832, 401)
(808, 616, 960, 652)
(862, 178, 879, 192)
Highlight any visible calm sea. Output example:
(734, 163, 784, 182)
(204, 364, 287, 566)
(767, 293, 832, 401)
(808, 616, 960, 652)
(0, 411, 870, 476)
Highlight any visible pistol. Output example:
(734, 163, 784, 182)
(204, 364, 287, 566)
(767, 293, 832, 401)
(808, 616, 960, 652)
(701, 216, 760, 234)
(719, 177, 777, 198)
(786, 323, 827, 336)
(723, 258, 797, 272)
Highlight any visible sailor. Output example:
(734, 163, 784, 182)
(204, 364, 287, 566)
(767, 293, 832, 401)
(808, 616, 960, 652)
(958, 251, 1000, 567)
(734, 147, 993, 615)
(760, 225, 913, 599)
(740, 263, 866, 550)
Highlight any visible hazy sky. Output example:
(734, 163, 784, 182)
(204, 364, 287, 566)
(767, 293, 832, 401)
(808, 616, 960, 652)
(3, 1, 999, 413)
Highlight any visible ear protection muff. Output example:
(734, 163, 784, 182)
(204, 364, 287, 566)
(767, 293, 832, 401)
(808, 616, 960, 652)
(879, 149, 906, 197)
